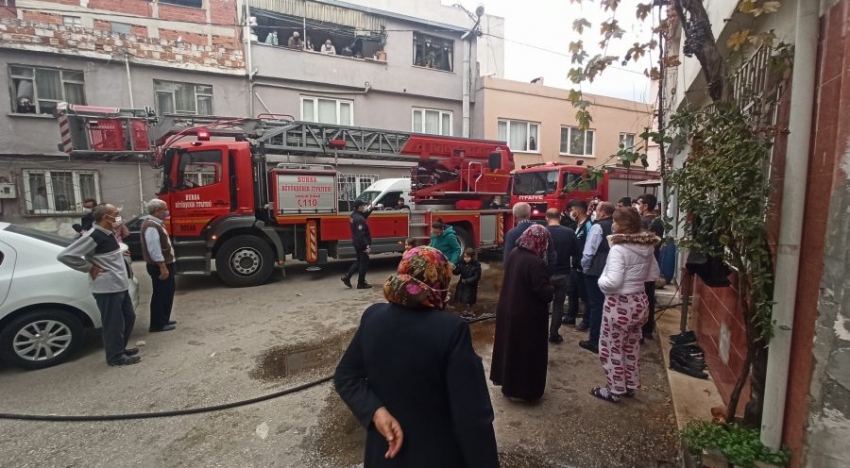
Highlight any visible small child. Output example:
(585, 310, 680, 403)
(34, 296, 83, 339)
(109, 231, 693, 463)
(453, 248, 481, 319)
(404, 238, 416, 252)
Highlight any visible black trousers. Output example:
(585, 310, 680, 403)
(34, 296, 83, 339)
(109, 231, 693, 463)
(146, 263, 176, 330)
(584, 275, 605, 348)
(345, 248, 369, 285)
(567, 269, 587, 321)
(549, 274, 570, 337)
(642, 281, 657, 337)
(93, 290, 136, 364)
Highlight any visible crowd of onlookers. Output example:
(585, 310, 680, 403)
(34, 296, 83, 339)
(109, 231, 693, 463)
(334, 193, 665, 466)
(263, 30, 364, 58)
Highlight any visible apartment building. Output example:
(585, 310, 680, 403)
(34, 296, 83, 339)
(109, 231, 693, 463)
(0, 0, 505, 233)
(472, 76, 657, 171)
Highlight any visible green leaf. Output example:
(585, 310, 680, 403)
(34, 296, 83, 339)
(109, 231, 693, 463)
(573, 18, 591, 34)
(636, 2, 653, 20)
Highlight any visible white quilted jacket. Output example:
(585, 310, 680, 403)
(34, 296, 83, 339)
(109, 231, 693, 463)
(598, 232, 661, 295)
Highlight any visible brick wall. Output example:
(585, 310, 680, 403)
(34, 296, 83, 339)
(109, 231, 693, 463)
(0, 17, 244, 71)
(86, 0, 152, 17)
(159, 3, 207, 23)
(782, 2, 850, 466)
(22, 10, 63, 25)
(159, 28, 208, 47)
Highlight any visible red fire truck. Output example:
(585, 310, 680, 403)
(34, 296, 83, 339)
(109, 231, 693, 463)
(510, 162, 660, 220)
(59, 106, 515, 287)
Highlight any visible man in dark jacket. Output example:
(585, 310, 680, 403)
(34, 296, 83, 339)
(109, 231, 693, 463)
(342, 200, 372, 289)
(637, 193, 664, 341)
(568, 200, 592, 328)
(545, 209, 579, 343)
(579, 201, 615, 353)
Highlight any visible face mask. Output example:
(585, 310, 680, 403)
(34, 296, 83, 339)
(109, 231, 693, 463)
(633, 204, 641, 211)
(110, 215, 124, 227)
(161, 210, 170, 220)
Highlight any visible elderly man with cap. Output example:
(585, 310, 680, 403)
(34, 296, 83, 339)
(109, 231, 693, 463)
(342, 200, 372, 289)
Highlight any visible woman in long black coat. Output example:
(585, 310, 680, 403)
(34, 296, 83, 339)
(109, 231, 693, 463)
(334, 246, 499, 468)
(490, 224, 555, 401)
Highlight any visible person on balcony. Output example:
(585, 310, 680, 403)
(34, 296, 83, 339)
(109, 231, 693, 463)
(287, 31, 302, 49)
(321, 39, 337, 55)
(264, 30, 278, 46)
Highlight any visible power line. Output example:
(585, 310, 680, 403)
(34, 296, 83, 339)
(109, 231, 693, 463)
(481, 32, 647, 77)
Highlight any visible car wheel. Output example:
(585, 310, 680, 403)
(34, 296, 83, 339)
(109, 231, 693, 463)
(0, 309, 84, 370)
(214, 235, 275, 287)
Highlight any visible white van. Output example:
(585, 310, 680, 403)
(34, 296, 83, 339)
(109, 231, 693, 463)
(356, 178, 414, 210)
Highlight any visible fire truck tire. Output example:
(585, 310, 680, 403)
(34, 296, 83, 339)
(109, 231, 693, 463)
(215, 236, 275, 287)
(452, 226, 474, 253)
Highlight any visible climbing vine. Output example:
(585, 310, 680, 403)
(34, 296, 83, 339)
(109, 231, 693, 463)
(565, 0, 794, 426)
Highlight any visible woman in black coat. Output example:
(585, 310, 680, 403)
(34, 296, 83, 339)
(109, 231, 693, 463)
(334, 246, 499, 468)
(490, 224, 555, 401)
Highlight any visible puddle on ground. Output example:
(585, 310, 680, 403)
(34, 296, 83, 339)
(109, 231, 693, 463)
(250, 330, 355, 382)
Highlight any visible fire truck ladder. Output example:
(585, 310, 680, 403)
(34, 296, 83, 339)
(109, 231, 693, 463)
(152, 116, 423, 163)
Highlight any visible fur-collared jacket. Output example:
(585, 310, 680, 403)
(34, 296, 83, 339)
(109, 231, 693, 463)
(598, 232, 661, 296)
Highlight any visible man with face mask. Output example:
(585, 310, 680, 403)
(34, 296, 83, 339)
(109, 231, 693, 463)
(58, 204, 139, 366)
(140, 198, 177, 332)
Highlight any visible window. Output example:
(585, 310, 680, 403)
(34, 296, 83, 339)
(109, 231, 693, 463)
(562, 172, 598, 192)
(413, 33, 454, 72)
(111, 22, 132, 35)
(176, 150, 222, 189)
(160, 0, 203, 8)
(412, 108, 452, 136)
(513, 170, 559, 195)
(619, 133, 636, 149)
(338, 174, 378, 201)
(62, 16, 81, 27)
(301, 97, 353, 125)
(498, 119, 539, 153)
(22, 170, 100, 215)
(154, 80, 213, 115)
(560, 126, 595, 156)
(9, 65, 86, 115)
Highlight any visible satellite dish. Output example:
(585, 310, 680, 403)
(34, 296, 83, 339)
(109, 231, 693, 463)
(475, 4, 485, 17)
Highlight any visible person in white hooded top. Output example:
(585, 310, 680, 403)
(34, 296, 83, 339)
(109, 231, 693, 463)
(591, 207, 660, 403)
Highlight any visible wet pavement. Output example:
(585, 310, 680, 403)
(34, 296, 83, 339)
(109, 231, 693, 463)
(0, 254, 679, 467)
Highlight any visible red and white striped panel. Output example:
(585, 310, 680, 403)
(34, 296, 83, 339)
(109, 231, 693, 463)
(56, 102, 72, 153)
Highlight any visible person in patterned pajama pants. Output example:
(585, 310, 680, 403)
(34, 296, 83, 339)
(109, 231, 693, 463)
(592, 208, 660, 403)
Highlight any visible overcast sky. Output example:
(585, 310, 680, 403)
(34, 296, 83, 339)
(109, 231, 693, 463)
(446, 0, 656, 103)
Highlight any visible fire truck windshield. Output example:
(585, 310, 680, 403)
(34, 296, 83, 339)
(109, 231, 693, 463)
(513, 170, 558, 196)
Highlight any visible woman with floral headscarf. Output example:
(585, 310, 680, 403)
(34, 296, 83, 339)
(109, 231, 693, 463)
(334, 246, 498, 468)
(490, 224, 555, 401)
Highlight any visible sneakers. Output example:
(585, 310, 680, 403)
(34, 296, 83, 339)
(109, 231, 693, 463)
(108, 355, 141, 366)
(341, 276, 352, 288)
(356, 283, 372, 289)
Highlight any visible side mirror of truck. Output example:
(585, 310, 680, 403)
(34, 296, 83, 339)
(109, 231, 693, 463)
(375, 203, 385, 210)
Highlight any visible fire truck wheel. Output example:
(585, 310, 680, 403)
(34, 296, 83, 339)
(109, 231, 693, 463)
(215, 235, 275, 287)
(452, 226, 474, 253)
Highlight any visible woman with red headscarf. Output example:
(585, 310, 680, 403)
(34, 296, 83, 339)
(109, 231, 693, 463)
(334, 246, 498, 467)
(490, 224, 555, 401)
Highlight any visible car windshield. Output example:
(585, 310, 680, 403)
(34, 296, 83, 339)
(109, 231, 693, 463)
(4, 225, 72, 247)
(356, 191, 381, 203)
(513, 170, 558, 196)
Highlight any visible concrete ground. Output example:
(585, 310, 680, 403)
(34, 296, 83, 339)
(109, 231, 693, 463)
(0, 254, 679, 468)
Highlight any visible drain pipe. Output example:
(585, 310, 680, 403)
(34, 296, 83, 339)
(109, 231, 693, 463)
(242, 1, 255, 117)
(461, 36, 471, 138)
(760, 0, 818, 451)
(124, 52, 146, 214)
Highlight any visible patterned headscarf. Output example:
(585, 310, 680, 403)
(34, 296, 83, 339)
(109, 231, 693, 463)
(383, 246, 452, 310)
(517, 224, 549, 259)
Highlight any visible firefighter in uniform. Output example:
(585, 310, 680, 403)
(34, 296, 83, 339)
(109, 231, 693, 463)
(342, 199, 372, 289)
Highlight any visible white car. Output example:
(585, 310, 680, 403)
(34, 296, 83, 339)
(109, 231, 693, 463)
(0, 223, 140, 370)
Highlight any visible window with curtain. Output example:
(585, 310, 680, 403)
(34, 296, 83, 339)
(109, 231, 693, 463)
(22, 169, 100, 215)
(154, 80, 214, 115)
(497, 119, 540, 152)
(301, 97, 354, 125)
(412, 108, 452, 136)
(619, 133, 636, 149)
(560, 126, 595, 156)
(9, 65, 86, 115)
